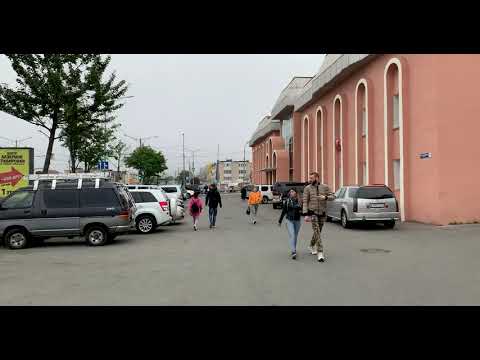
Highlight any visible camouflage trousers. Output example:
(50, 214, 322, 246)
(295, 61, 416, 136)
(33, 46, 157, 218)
(310, 214, 326, 252)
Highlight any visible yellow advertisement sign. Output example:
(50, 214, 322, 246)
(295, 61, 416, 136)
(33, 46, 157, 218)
(0, 148, 33, 198)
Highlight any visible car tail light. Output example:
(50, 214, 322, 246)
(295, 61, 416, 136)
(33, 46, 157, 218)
(395, 199, 399, 212)
(118, 210, 129, 220)
(353, 197, 358, 212)
(159, 201, 169, 212)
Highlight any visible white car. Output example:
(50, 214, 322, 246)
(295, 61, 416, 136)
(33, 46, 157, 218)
(129, 189, 181, 233)
(255, 184, 274, 204)
(160, 185, 184, 201)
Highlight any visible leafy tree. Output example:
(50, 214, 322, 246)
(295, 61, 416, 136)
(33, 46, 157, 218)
(0, 54, 95, 172)
(125, 146, 167, 184)
(110, 140, 129, 173)
(60, 55, 128, 172)
(78, 124, 119, 172)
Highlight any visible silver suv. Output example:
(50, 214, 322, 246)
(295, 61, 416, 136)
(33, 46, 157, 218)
(0, 179, 135, 250)
(326, 185, 400, 229)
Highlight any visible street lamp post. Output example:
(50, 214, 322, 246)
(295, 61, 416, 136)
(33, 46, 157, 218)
(243, 140, 250, 182)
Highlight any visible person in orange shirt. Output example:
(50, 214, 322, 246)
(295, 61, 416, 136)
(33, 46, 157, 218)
(247, 186, 262, 224)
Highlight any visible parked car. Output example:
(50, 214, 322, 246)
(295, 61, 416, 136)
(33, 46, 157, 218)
(271, 182, 308, 209)
(159, 185, 185, 202)
(0, 176, 135, 250)
(129, 189, 176, 233)
(255, 185, 274, 204)
(326, 185, 400, 229)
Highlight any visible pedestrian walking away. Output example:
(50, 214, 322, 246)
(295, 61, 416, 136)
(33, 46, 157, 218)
(205, 183, 222, 229)
(247, 186, 262, 224)
(240, 186, 247, 200)
(188, 190, 204, 231)
(303, 172, 335, 262)
(278, 189, 303, 260)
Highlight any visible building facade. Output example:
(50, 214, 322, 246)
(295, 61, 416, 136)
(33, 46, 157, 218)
(213, 159, 251, 185)
(250, 54, 480, 225)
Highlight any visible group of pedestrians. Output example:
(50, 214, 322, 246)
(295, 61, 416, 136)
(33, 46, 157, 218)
(187, 183, 222, 231)
(188, 172, 335, 263)
(279, 172, 335, 262)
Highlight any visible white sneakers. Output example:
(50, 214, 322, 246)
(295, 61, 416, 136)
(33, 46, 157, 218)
(317, 252, 325, 262)
(194, 224, 198, 231)
(311, 248, 318, 255)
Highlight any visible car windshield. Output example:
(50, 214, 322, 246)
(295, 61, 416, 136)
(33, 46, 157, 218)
(357, 186, 394, 199)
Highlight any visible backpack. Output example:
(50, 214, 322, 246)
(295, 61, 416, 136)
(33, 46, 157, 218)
(191, 201, 199, 213)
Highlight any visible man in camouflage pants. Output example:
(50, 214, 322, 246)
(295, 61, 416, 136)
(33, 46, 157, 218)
(303, 172, 336, 262)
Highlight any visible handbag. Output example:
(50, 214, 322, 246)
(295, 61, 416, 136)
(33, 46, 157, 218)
(246, 206, 251, 215)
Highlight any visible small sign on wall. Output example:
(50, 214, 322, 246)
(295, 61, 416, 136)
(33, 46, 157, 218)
(419, 152, 432, 159)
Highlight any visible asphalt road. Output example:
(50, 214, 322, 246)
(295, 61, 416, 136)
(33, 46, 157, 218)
(1, 193, 480, 305)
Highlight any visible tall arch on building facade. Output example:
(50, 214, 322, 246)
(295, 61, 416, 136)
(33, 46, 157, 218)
(332, 95, 343, 191)
(315, 106, 325, 184)
(355, 79, 369, 185)
(272, 151, 277, 184)
(302, 115, 310, 182)
(384, 57, 405, 221)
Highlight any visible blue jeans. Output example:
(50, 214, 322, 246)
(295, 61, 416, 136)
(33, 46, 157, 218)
(286, 219, 301, 253)
(209, 207, 218, 226)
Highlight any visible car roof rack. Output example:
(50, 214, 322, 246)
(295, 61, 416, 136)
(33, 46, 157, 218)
(26, 172, 112, 190)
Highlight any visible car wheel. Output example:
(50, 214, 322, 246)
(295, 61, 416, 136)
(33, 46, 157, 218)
(341, 210, 351, 229)
(85, 226, 108, 246)
(4, 228, 29, 250)
(262, 196, 269, 204)
(384, 220, 395, 229)
(136, 215, 156, 234)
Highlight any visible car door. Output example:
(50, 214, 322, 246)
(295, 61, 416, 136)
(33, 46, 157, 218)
(33, 189, 80, 236)
(0, 190, 35, 232)
(335, 188, 347, 218)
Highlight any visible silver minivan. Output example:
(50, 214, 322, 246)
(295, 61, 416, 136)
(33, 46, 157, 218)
(326, 185, 400, 229)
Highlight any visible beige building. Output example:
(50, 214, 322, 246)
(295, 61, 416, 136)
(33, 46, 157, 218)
(212, 159, 251, 185)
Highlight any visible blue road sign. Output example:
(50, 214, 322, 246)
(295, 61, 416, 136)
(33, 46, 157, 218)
(98, 161, 109, 170)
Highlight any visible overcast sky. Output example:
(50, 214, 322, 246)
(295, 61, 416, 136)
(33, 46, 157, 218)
(0, 54, 325, 176)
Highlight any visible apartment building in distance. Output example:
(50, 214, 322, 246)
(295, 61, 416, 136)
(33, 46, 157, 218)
(213, 159, 251, 185)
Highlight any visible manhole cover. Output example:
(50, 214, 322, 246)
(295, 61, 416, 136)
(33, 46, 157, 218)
(360, 248, 391, 254)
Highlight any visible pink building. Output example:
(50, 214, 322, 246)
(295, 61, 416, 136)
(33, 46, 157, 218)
(250, 54, 480, 225)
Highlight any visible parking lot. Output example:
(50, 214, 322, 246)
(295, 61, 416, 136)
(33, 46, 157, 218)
(1, 193, 480, 305)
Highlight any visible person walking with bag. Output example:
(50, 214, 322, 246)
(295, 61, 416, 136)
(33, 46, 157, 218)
(188, 190, 203, 231)
(278, 189, 303, 260)
(303, 172, 335, 262)
(205, 183, 222, 229)
(247, 186, 262, 224)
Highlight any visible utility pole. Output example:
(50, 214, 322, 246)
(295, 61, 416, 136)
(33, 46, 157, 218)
(215, 144, 220, 184)
(182, 132, 186, 186)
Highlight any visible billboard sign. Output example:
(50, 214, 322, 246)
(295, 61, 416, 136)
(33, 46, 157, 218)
(0, 148, 34, 198)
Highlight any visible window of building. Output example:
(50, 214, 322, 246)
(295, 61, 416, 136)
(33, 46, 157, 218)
(2, 191, 34, 209)
(363, 162, 367, 185)
(43, 189, 78, 209)
(239, 170, 246, 174)
(282, 118, 292, 150)
(288, 137, 293, 169)
(362, 107, 367, 136)
(393, 159, 400, 190)
(393, 95, 400, 129)
(224, 170, 232, 174)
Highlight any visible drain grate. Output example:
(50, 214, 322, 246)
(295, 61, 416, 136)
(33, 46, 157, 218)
(360, 248, 391, 254)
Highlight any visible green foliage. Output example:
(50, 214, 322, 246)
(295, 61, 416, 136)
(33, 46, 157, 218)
(109, 140, 129, 173)
(125, 146, 168, 184)
(0, 54, 128, 173)
(0, 55, 95, 172)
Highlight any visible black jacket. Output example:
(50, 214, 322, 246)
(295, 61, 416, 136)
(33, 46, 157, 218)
(205, 189, 222, 208)
(278, 198, 302, 224)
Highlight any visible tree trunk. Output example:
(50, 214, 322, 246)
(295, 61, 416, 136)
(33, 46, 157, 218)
(42, 115, 58, 174)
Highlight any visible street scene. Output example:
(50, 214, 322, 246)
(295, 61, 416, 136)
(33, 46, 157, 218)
(0, 54, 479, 306)
(1, 193, 480, 306)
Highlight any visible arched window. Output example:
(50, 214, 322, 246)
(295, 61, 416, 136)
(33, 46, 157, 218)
(315, 107, 324, 183)
(384, 58, 405, 221)
(302, 116, 309, 182)
(332, 95, 343, 191)
(355, 79, 369, 185)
